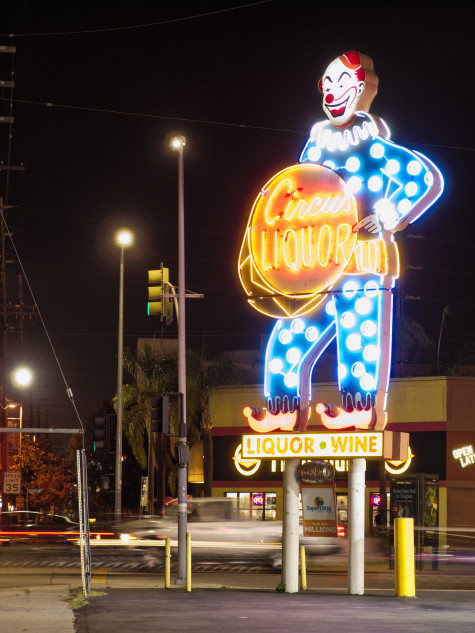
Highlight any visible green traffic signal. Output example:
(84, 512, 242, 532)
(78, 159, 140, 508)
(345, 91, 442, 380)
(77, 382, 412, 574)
(93, 417, 106, 451)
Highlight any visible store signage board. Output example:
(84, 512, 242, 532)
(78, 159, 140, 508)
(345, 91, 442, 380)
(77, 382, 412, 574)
(452, 445, 475, 468)
(242, 430, 408, 460)
(232, 438, 411, 476)
(301, 484, 337, 538)
(243, 432, 382, 459)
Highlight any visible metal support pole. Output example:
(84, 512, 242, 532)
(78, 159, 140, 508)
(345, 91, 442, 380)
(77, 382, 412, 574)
(114, 245, 125, 520)
(175, 136, 188, 585)
(282, 458, 300, 593)
(1, 404, 7, 511)
(77, 449, 91, 596)
(348, 457, 365, 595)
(0, 200, 8, 512)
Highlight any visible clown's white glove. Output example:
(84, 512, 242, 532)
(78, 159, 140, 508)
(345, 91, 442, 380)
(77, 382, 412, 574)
(354, 213, 382, 234)
(374, 199, 400, 231)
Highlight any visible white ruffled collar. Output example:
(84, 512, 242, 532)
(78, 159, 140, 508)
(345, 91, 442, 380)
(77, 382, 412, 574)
(309, 112, 390, 152)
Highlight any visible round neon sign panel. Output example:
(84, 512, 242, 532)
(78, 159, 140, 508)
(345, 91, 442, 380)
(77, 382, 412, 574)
(247, 164, 358, 297)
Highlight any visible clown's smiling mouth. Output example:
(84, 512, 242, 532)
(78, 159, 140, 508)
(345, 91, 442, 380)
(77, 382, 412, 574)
(326, 96, 350, 117)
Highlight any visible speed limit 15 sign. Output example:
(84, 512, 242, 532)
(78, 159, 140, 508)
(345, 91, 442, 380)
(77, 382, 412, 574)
(3, 472, 21, 494)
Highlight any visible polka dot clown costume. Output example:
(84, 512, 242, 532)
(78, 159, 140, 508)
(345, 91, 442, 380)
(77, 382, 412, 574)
(239, 51, 443, 433)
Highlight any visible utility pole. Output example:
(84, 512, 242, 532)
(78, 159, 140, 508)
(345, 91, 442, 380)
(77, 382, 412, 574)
(1, 198, 8, 507)
(0, 45, 28, 509)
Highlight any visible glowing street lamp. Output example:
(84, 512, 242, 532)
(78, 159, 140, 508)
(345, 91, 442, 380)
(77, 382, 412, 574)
(114, 228, 134, 519)
(115, 229, 134, 248)
(171, 135, 186, 151)
(12, 367, 33, 388)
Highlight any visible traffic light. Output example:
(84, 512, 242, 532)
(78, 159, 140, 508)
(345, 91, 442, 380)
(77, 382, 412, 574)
(94, 417, 106, 451)
(148, 263, 174, 325)
(150, 395, 169, 435)
(105, 413, 117, 453)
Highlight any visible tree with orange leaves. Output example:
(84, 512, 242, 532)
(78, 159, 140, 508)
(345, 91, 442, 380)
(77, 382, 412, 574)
(9, 436, 76, 513)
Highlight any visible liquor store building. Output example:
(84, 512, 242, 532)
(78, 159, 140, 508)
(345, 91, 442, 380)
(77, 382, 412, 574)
(209, 376, 475, 532)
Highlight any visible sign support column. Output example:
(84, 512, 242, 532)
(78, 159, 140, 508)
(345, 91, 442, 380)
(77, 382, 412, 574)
(282, 458, 300, 593)
(348, 457, 365, 595)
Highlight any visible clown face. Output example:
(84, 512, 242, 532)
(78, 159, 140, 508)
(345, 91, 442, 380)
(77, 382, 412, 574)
(319, 55, 365, 127)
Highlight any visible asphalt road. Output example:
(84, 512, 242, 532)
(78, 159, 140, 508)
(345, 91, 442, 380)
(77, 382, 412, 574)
(2, 548, 475, 602)
(2, 543, 475, 587)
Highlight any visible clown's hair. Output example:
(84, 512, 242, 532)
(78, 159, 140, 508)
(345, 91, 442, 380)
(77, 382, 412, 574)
(318, 51, 366, 93)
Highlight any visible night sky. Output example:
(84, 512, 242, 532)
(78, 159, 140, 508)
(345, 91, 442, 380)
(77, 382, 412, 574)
(1, 1, 474, 430)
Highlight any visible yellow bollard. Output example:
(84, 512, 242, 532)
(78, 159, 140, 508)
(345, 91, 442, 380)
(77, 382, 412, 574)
(164, 537, 171, 589)
(300, 545, 307, 591)
(186, 532, 192, 592)
(394, 517, 416, 597)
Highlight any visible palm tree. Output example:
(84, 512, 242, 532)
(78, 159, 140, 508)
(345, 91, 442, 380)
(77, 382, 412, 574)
(117, 342, 253, 510)
(186, 352, 253, 496)
(118, 344, 178, 470)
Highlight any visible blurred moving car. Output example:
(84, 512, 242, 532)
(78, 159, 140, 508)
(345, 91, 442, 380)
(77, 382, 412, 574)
(118, 498, 346, 567)
(0, 510, 79, 544)
(0, 510, 114, 544)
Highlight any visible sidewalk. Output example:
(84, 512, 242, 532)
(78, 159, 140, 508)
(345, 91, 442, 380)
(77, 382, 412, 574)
(0, 584, 75, 633)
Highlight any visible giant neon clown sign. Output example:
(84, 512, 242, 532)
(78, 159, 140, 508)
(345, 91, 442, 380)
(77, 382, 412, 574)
(239, 51, 443, 433)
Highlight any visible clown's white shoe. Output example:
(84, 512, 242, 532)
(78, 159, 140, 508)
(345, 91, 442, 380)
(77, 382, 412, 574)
(316, 403, 376, 430)
(243, 406, 297, 433)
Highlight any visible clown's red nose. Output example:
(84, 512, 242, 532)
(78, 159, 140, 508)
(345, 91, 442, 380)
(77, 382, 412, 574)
(325, 94, 334, 104)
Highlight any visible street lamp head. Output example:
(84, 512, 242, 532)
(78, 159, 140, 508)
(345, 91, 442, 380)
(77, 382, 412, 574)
(12, 367, 33, 388)
(0, 401, 19, 410)
(171, 135, 186, 150)
(115, 229, 134, 248)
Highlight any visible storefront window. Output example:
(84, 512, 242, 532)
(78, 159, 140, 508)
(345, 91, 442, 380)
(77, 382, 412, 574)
(224, 492, 277, 520)
(336, 494, 348, 526)
(264, 492, 277, 520)
(370, 491, 390, 534)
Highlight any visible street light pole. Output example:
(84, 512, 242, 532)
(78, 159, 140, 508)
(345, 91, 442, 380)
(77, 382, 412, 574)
(2, 368, 33, 512)
(172, 135, 187, 585)
(114, 230, 133, 520)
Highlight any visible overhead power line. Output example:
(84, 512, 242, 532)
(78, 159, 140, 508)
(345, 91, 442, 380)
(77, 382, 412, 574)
(1, 1, 273, 38)
(0, 211, 85, 437)
(8, 97, 300, 134)
(4, 97, 473, 152)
